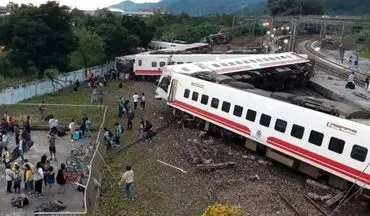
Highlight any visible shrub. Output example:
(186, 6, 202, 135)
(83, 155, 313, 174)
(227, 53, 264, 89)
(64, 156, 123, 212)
(202, 203, 241, 216)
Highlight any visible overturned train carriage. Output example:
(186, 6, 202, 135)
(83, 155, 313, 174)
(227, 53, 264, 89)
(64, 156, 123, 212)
(156, 68, 370, 199)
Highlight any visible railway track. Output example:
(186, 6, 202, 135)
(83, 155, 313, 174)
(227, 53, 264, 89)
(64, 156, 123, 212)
(298, 39, 368, 87)
(278, 192, 330, 216)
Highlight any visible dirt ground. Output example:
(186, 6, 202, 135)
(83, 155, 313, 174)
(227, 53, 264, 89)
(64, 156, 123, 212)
(98, 81, 370, 216)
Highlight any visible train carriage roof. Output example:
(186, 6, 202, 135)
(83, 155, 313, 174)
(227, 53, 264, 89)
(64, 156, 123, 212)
(164, 52, 310, 75)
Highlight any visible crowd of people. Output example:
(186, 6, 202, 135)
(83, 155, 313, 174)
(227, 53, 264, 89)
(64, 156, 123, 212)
(103, 91, 154, 150)
(1, 110, 93, 208)
(5, 155, 68, 198)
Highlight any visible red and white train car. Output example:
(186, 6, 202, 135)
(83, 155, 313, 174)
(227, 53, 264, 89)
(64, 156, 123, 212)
(132, 54, 254, 76)
(156, 70, 370, 190)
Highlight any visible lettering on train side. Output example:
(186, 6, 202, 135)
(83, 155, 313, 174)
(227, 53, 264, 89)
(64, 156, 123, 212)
(327, 122, 357, 135)
(191, 82, 204, 89)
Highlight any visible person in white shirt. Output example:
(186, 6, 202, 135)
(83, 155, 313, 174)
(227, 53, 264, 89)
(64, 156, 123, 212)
(5, 163, 14, 193)
(69, 119, 76, 142)
(2, 146, 10, 166)
(34, 162, 44, 196)
(48, 116, 59, 134)
(140, 93, 146, 110)
(346, 72, 355, 89)
(2, 133, 8, 148)
(132, 93, 139, 110)
(119, 166, 134, 200)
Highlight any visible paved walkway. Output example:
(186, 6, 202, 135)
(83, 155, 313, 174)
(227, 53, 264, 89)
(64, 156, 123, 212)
(0, 131, 94, 216)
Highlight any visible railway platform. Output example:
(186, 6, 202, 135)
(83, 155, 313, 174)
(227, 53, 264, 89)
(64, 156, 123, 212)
(310, 71, 370, 113)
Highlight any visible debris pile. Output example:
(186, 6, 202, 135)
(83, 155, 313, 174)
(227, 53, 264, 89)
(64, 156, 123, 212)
(187, 134, 235, 172)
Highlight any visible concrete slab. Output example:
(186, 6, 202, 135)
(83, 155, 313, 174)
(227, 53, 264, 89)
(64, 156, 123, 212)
(0, 130, 94, 216)
(310, 71, 370, 115)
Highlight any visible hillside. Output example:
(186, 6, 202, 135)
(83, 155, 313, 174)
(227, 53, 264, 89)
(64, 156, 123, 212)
(109, 0, 370, 16)
(109, 0, 262, 15)
(323, 0, 370, 15)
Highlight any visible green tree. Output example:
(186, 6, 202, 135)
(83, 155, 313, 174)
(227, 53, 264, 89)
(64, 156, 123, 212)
(267, 0, 323, 16)
(69, 28, 106, 69)
(0, 1, 77, 78)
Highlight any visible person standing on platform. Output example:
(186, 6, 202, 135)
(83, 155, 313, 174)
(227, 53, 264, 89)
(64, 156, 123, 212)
(34, 162, 44, 197)
(5, 163, 14, 193)
(48, 131, 57, 161)
(69, 119, 76, 142)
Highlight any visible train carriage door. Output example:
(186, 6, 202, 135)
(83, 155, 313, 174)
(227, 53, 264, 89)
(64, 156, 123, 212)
(168, 79, 178, 102)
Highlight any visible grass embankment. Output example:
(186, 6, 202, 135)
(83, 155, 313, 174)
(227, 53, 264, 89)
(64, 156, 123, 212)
(0, 85, 105, 128)
(360, 50, 370, 59)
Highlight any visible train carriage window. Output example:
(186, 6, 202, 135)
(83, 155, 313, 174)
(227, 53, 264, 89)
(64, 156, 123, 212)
(280, 56, 287, 59)
(308, 130, 324, 146)
(192, 92, 199, 101)
(211, 98, 219, 109)
(182, 68, 190, 72)
(168, 61, 175, 65)
(351, 145, 368, 162)
(259, 114, 271, 127)
(243, 60, 250, 64)
(228, 62, 236, 65)
(187, 62, 192, 63)
(268, 57, 275, 60)
(222, 101, 231, 113)
(275, 57, 281, 59)
(246, 109, 257, 122)
(263, 58, 269, 61)
(177, 62, 184, 64)
(152, 62, 157, 67)
(197, 64, 207, 69)
(256, 59, 263, 62)
(184, 89, 190, 98)
(291, 124, 305, 139)
(201, 95, 209, 105)
(221, 63, 228, 66)
(274, 119, 287, 133)
(160, 62, 166, 67)
(235, 61, 243, 65)
(138, 60, 142, 66)
(250, 60, 257, 63)
(328, 137, 345, 154)
(212, 64, 221, 67)
(233, 105, 243, 117)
